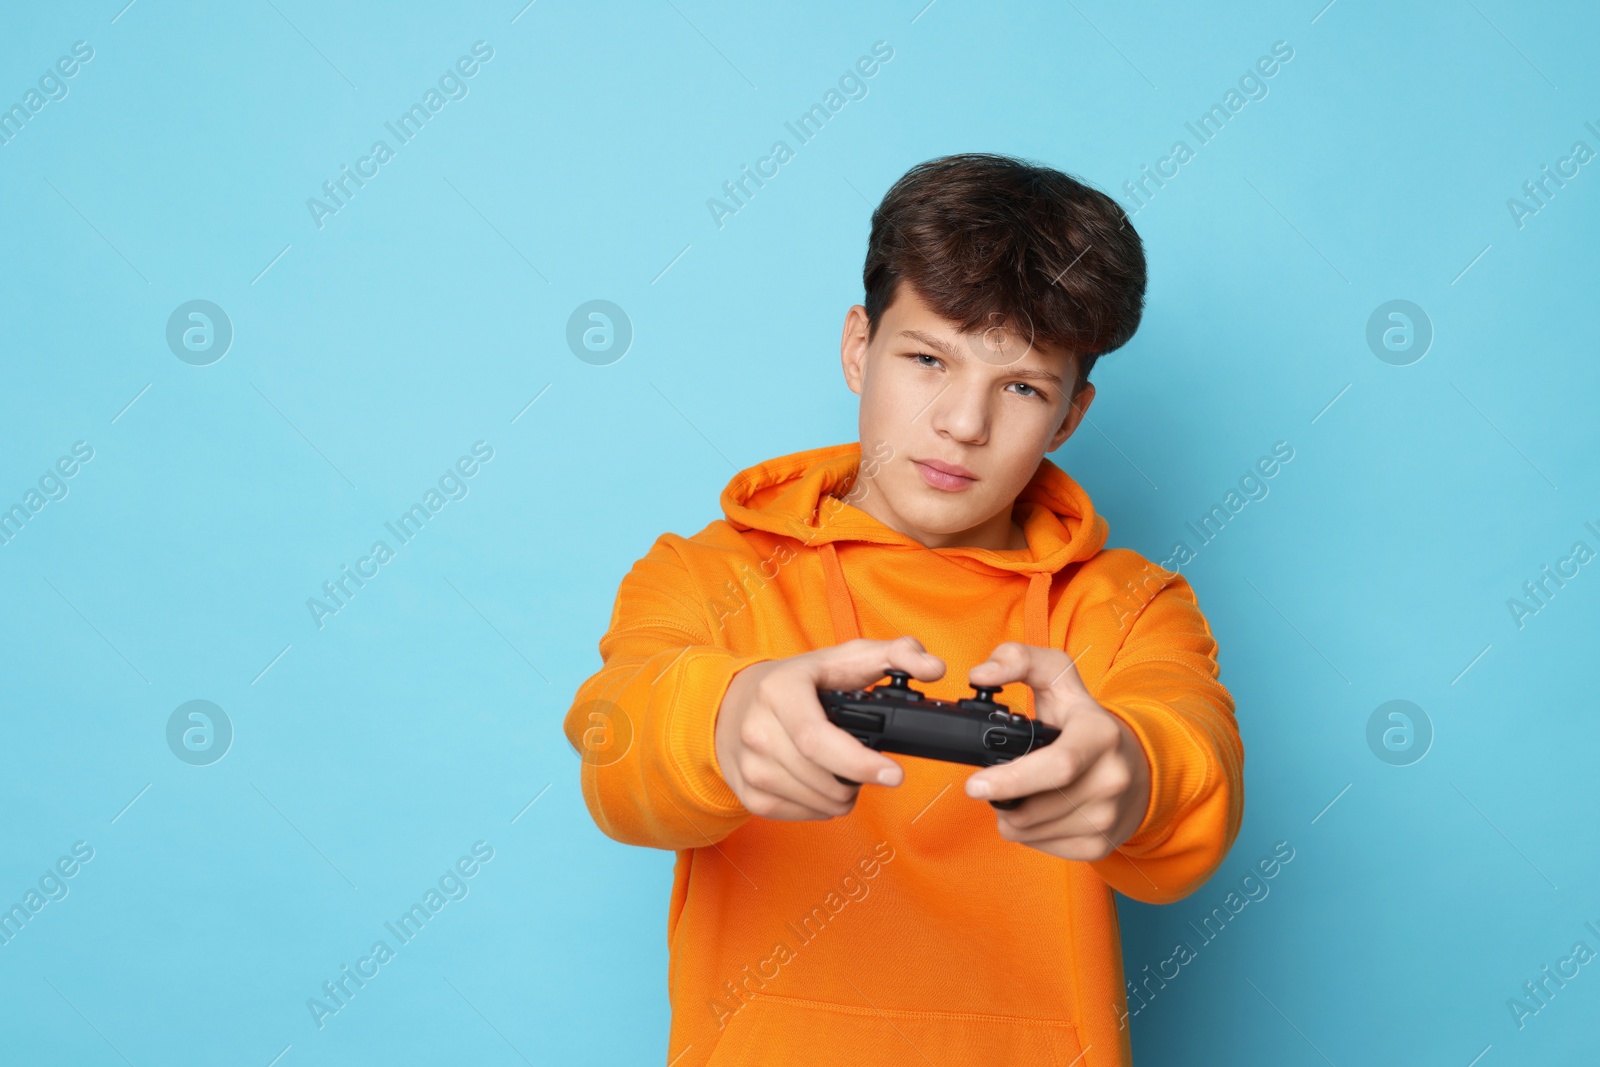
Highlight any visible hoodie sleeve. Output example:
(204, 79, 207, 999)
(1086, 569, 1244, 905)
(563, 535, 772, 851)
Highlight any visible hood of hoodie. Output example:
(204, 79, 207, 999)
(719, 440, 1109, 576)
(719, 441, 1112, 654)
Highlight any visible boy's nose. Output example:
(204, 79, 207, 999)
(928, 390, 989, 446)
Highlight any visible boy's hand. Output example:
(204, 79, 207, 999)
(963, 642, 1152, 862)
(716, 636, 945, 821)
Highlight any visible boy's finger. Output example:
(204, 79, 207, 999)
(964, 738, 1086, 805)
(969, 642, 1097, 726)
(994, 776, 1107, 832)
(776, 686, 906, 787)
(762, 712, 865, 806)
(810, 635, 946, 692)
(966, 641, 1042, 684)
(744, 764, 855, 819)
(969, 641, 1076, 692)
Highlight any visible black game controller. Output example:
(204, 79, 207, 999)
(819, 670, 1060, 810)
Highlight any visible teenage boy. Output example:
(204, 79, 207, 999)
(564, 153, 1244, 1067)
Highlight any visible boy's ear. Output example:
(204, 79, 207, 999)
(1049, 380, 1096, 452)
(841, 305, 870, 395)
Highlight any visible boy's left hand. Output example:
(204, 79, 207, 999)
(963, 642, 1152, 862)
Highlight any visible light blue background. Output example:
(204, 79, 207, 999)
(2, 1, 1597, 1064)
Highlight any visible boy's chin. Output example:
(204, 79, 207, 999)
(887, 491, 996, 537)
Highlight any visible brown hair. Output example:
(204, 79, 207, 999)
(863, 153, 1147, 395)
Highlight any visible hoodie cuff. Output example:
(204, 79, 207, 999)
(665, 648, 776, 815)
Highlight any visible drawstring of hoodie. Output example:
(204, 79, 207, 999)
(818, 542, 862, 643)
(817, 542, 1053, 649)
(1023, 569, 1051, 648)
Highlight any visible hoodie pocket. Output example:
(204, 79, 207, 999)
(703, 991, 1087, 1067)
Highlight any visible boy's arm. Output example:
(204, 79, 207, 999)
(562, 535, 770, 851)
(1086, 570, 1244, 905)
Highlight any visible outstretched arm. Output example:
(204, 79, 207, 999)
(963, 570, 1244, 904)
(563, 536, 770, 851)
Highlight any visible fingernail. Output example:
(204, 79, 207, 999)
(967, 777, 991, 798)
(877, 767, 901, 786)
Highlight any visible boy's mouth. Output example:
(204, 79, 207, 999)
(913, 458, 977, 491)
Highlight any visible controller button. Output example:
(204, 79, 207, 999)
(880, 670, 922, 699)
(982, 727, 1013, 751)
(988, 710, 1011, 724)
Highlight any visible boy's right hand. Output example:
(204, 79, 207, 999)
(715, 636, 946, 821)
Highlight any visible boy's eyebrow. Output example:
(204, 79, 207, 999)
(898, 328, 1065, 385)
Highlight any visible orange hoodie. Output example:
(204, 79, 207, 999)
(563, 440, 1243, 1067)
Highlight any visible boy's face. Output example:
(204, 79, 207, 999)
(840, 284, 1095, 551)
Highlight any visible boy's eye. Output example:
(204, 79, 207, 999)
(906, 353, 1049, 400)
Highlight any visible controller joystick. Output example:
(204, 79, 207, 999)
(820, 669, 1060, 812)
